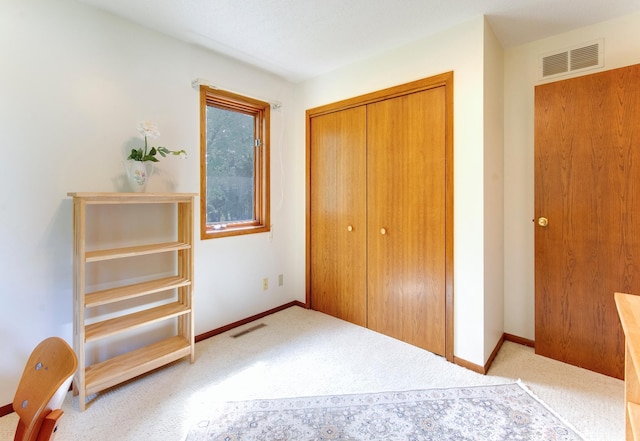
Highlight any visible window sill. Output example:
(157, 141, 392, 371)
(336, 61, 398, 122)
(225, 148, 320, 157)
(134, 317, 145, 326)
(201, 224, 270, 240)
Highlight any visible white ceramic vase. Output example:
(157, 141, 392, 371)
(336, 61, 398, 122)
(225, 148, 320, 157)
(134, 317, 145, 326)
(123, 160, 153, 192)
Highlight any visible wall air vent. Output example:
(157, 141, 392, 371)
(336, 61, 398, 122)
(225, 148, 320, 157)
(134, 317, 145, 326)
(539, 39, 603, 80)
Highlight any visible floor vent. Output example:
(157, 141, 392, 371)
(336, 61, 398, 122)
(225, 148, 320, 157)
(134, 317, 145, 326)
(231, 323, 267, 338)
(540, 39, 603, 80)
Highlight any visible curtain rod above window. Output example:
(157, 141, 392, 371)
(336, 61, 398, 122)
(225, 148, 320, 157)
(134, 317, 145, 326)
(191, 78, 282, 110)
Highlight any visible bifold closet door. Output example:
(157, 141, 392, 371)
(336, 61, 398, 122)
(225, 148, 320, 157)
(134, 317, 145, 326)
(366, 87, 447, 356)
(309, 106, 368, 327)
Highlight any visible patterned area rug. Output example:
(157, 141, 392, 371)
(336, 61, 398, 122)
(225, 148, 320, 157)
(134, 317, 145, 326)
(185, 382, 583, 440)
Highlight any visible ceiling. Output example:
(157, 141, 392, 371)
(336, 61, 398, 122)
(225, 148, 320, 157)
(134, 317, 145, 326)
(76, 0, 640, 83)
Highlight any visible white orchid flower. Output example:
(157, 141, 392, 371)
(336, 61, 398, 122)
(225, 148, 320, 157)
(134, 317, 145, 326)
(136, 121, 160, 139)
(128, 121, 187, 162)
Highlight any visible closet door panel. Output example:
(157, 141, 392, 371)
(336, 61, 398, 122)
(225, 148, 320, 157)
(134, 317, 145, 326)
(366, 87, 446, 355)
(310, 107, 368, 326)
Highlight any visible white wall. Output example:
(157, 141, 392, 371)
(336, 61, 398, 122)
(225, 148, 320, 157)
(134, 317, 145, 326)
(483, 21, 505, 360)
(503, 11, 640, 339)
(296, 17, 494, 366)
(0, 0, 299, 405)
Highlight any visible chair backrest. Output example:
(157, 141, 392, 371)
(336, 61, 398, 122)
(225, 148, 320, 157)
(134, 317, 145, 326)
(13, 337, 78, 441)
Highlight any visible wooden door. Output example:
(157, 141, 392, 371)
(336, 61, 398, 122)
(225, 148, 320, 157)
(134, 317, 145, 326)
(367, 87, 447, 355)
(535, 64, 640, 379)
(309, 106, 368, 326)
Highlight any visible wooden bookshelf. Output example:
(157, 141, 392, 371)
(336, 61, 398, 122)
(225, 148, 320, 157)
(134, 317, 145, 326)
(85, 242, 191, 262)
(84, 302, 190, 342)
(615, 292, 640, 441)
(68, 192, 196, 411)
(84, 336, 191, 396)
(85, 276, 191, 307)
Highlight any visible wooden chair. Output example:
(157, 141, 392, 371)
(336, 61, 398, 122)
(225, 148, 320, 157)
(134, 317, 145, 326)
(13, 337, 78, 441)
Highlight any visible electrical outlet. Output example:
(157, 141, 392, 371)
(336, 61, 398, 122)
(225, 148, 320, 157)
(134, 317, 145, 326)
(278, 274, 284, 286)
(263, 278, 268, 291)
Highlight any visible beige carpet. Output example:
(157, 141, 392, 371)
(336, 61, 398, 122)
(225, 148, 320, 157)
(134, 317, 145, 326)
(0, 306, 624, 440)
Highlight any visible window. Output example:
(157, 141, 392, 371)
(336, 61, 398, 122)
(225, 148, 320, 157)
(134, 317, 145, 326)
(200, 86, 270, 239)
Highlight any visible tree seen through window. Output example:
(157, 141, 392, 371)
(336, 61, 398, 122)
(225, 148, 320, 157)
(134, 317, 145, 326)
(200, 86, 270, 239)
(205, 106, 255, 224)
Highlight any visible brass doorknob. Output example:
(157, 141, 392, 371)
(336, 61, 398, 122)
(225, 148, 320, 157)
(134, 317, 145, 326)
(347, 225, 353, 232)
(538, 217, 548, 227)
